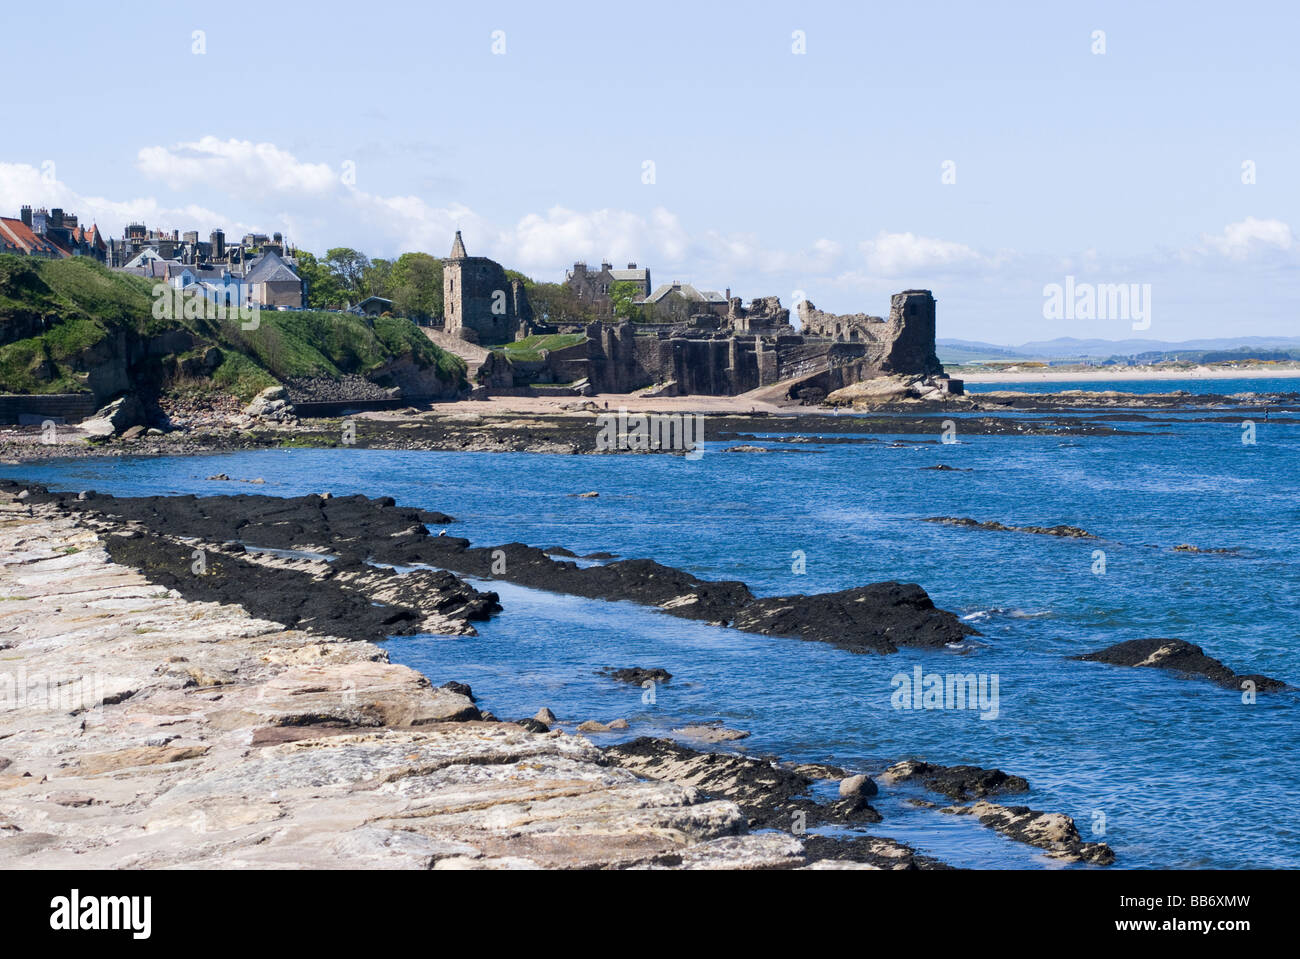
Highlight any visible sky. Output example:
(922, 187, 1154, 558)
(2, 0, 1297, 344)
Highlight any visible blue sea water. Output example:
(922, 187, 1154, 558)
(964, 376, 1300, 396)
(5, 415, 1298, 869)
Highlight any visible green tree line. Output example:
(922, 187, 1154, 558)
(296, 248, 445, 321)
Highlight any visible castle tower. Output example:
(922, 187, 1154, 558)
(443, 231, 469, 338)
(443, 231, 529, 344)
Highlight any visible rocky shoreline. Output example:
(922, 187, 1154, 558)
(0, 487, 1116, 868)
(5, 385, 1297, 463)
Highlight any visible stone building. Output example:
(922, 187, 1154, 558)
(564, 261, 652, 316)
(442, 231, 532, 344)
(243, 251, 306, 309)
(637, 281, 730, 324)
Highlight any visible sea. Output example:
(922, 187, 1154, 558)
(6, 391, 1298, 869)
(963, 376, 1300, 396)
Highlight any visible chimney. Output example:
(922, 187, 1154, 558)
(19, 205, 32, 227)
(725, 288, 730, 300)
(50, 208, 64, 229)
(627, 262, 636, 269)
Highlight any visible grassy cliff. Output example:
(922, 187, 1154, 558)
(0, 255, 466, 401)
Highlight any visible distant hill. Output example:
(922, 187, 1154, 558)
(939, 335, 1300, 364)
(935, 339, 1029, 364)
(0, 254, 465, 404)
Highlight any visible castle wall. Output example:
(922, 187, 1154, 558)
(478, 288, 942, 398)
(796, 290, 941, 376)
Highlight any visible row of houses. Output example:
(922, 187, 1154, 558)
(2, 204, 306, 310)
(0, 206, 107, 260)
(123, 250, 306, 311)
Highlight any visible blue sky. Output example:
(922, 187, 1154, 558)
(2, 0, 1297, 342)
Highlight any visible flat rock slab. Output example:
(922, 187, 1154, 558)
(0, 499, 802, 870)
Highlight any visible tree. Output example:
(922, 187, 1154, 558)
(324, 247, 371, 300)
(363, 258, 395, 300)
(295, 250, 347, 309)
(391, 252, 443, 321)
(526, 281, 596, 325)
(608, 280, 645, 321)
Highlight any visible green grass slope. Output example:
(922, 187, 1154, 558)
(0, 255, 466, 400)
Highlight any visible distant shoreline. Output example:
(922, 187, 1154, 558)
(954, 365, 1300, 384)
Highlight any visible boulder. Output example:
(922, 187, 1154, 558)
(672, 724, 750, 743)
(825, 375, 920, 407)
(243, 386, 297, 423)
(838, 774, 878, 799)
(80, 394, 147, 437)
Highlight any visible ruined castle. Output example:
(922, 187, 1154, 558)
(478, 289, 949, 399)
(438, 232, 950, 399)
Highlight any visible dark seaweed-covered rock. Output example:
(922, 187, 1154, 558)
(798, 834, 949, 869)
(1072, 638, 1288, 692)
(604, 737, 878, 831)
(97, 527, 497, 644)
(924, 517, 1094, 538)
(439, 681, 475, 702)
(942, 801, 1115, 865)
(730, 582, 977, 654)
(6, 484, 974, 658)
(881, 759, 1030, 801)
(599, 667, 672, 685)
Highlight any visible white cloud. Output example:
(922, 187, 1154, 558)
(136, 137, 338, 196)
(0, 161, 246, 237)
(1194, 217, 1295, 261)
(503, 206, 689, 272)
(858, 230, 986, 276)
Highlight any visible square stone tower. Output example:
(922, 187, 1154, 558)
(443, 231, 531, 344)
